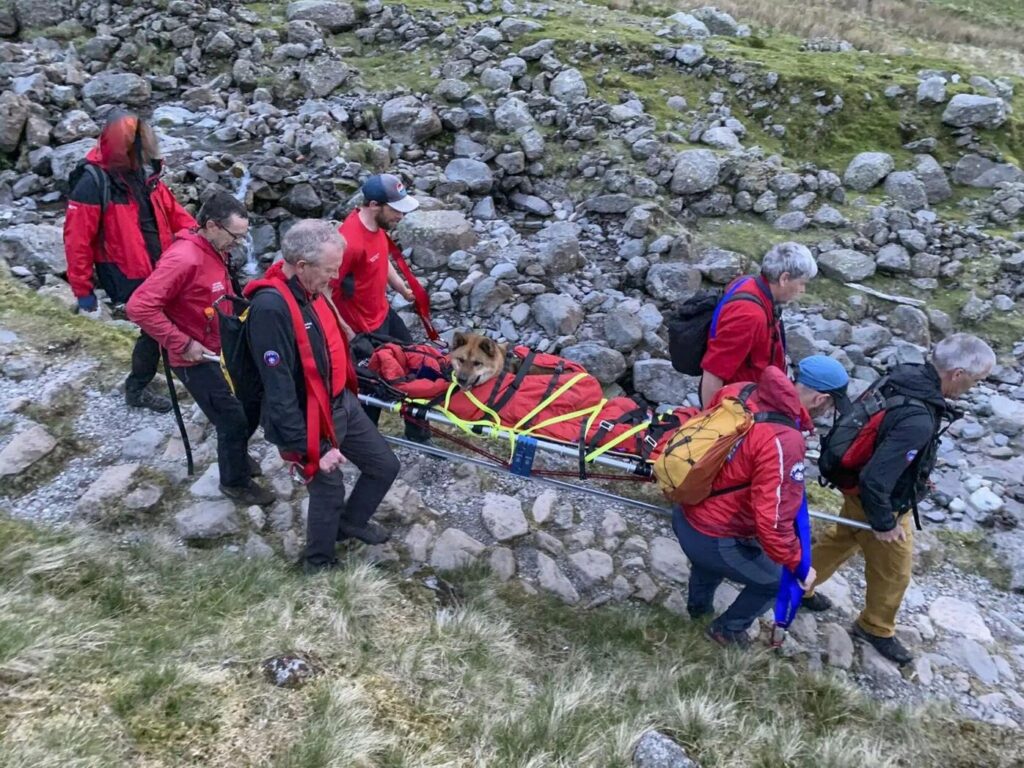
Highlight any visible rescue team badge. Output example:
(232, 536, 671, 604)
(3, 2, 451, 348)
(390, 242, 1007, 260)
(905, 449, 918, 463)
(263, 350, 281, 367)
(789, 463, 806, 483)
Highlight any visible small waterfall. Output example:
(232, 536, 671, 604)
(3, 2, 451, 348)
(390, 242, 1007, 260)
(233, 168, 259, 275)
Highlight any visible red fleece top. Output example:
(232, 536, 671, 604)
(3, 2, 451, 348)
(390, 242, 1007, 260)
(329, 209, 391, 333)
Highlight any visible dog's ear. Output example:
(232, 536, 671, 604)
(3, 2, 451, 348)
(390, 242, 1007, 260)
(497, 342, 508, 356)
(452, 331, 467, 349)
(478, 337, 495, 357)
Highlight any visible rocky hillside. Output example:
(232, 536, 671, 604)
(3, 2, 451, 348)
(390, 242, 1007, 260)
(2, 0, 1024, 762)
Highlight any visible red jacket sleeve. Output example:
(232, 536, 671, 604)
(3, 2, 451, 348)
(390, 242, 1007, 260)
(162, 184, 197, 233)
(749, 427, 805, 571)
(125, 248, 196, 354)
(701, 302, 769, 382)
(63, 199, 101, 298)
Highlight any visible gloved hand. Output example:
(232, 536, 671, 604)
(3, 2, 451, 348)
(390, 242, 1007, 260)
(77, 294, 98, 313)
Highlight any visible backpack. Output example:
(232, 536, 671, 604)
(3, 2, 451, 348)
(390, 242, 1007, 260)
(668, 279, 770, 375)
(213, 294, 264, 407)
(67, 161, 111, 233)
(653, 383, 796, 505)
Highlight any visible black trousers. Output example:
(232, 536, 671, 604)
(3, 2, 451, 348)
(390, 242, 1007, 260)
(306, 389, 401, 566)
(362, 309, 431, 440)
(172, 362, 260, 488)
(125, 331, 162, 395)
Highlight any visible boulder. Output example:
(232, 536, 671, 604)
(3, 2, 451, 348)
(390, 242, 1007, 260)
(941, 94, 1007, 129)
(532, 293, 583, 336)
(951, 155, 1024, 188)
(0, 224, 66, 275)
(690, 6, 742, 35)
(649, 536, 690, 583)
(568, 549, 614, 587)
(536, 551, 580, 603)
(914, 155, 952, 203)
(666, 12, 710, 38)
(694, 247, 744, 284)
(633, 730, 698, 768)
(481, 493, 529, 541)
(916, 76, 947, 105)
(286, 0, 356, 32)
(50, 138, 99, 183)
(890, 305, 930, 347)
(816, 249, 875, 282)
(282, 183, 322, 216)
(299, 59, 351, 98)
(52, 110, 99, 144)
(494, 97, 535, 131)
(824, 622, 855, 669)
(78, 463, 140, 514)
(645, 263, 702, 303)
(929, 596, 993, 643)
(633, 360, 697, 404)
(670, 149, 720, 195)
(174, 501, 242, 541)
(875, 244, 911, 274)
(534, 221, 582, 274)
(444, 158, 493, 194)
(989, 395, 1024, 436)
(397, 210, 478, 269)
(883, 171, 928, 211)
(560, 342, 627, 384)
(604, 307, 644, 352)
(381, 96, 442, 145)
(0, 424, 57, 477)
(82, 72, 151, 106)
(430, 528, 485, 571)
(12, 0, 68, 27)
(843, 152, 894, 191)
(0, 91, 30, 153)
(549, 68, 588, 104)
(469, 277, 513, 315)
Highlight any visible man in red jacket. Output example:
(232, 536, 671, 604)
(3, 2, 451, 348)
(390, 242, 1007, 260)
(699, 242, 818, 406)
(672, 356, 848, 647)
(64, 110, 197, 413)
(127, 192, 273, 507)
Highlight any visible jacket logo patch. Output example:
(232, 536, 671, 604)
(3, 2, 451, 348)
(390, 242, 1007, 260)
(905, 450, 918, 463)
(789, 463, 806, 483)
(368, 252, 380, 263)
(211, 281, 224, 293)
(263, 350, 281, 367)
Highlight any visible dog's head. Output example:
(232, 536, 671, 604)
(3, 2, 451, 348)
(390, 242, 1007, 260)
(449, 331, 507, 390)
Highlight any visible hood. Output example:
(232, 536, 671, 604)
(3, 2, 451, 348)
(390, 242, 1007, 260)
(243, 260, 292, 299)
(752, 366, 812, 431)
(885, 363, 946, 409)
(174, 229, 224, 263)
(92, 112, 143, 172)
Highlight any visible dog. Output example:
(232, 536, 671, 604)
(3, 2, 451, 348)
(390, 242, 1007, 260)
(449, 331, 508, 390)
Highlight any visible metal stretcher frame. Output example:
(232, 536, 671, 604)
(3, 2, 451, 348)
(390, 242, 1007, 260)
(359, 393, 871, 531)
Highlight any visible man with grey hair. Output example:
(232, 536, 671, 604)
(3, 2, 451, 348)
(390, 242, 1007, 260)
(700, 241, 818, 405)
(804, 333, 995, 664)
(244, 219, 400, 573)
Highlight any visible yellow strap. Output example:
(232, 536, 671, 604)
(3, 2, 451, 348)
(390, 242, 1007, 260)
(585, 421, 650, 461)
(512, 373, 590, 431)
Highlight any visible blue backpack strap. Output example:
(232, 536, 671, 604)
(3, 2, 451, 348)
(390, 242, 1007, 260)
(709, 277, 765, 339)
(773, 491, 812, 633)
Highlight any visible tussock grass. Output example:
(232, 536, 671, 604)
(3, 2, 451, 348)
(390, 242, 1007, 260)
(0, 514, 1019, 767)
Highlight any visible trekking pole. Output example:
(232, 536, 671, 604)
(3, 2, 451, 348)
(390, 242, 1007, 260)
(162, 349, 194, 476)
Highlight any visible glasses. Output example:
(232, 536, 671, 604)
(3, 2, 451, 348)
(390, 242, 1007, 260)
(215, 221, 248, 244)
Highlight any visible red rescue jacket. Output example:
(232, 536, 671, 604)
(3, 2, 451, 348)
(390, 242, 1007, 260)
(125, 231, 234, 368)
(64, 130, 196, 301)
(682, 367, 810, 571)
(701, 276, 786, 387)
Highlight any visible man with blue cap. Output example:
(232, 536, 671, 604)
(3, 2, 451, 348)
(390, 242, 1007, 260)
(671, 355, 848, 647)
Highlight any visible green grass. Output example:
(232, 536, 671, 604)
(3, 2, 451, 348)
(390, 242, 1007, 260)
(926, 0, 1024, 29)
(0, 514, 1020, 767)
(933, 530, 1012, 591)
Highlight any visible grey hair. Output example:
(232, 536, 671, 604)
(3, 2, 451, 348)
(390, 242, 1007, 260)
(280, 219, 345, 265)
(760, 242, 818, 282)
(932, 333, 996, 377)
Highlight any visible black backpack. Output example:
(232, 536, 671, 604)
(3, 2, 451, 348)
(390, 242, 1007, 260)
(213, 294, 264, 408)
(67, 161, 112, 242)
(668, 284, 769, 375)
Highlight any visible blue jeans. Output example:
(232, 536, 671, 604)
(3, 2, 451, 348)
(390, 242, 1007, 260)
(671, 506, 781, 633)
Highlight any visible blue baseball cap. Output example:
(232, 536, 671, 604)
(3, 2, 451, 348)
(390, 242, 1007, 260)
(796, 355, 849, 394)
(361, 173, 419, 213)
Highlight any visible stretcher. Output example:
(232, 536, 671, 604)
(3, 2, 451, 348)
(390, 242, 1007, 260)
(355, 341, 869, 532)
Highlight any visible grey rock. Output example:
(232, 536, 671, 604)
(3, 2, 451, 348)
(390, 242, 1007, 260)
(947, 638, 999, 684)
(445, 158, 493, 194)
(533, 293, 583, 336)
(942, 94, 1007, 129)
(300, 59, 351, 98)
(929, 596, 993, 642)
(897, 229, 928, 253)
(489, 547, 516, 581)
(381, 96, 442, 145)
(604, 307, 644, 351)
(286, 0, 356, 32)
(561, 343, 626, 384)
(633, 360, 696, 404)
(649, 536, 689, 583)
(916, 76, 947, 104)
(494, 97, 535, 131)
(482, 493, 529, 541)
(890, 305, 930, 347)
(0, 224, 66, 275)
(670, 149, 720, 195)
(534, 221, 582, 274)
(0, 91, 30, 153)
(434, 78, 471, 102)
(645, 263, 702, 303)
(82, 72, 151, 106)
(175, 500, 242, 541)
(536, 551, 580, 603)
(481, 67, 514, 92)
(12, 0, 67, 27)
(397, 210, 478, 269)
(773, 211, 809, 231)
(666, 12, 710, 38)
(585, 194, 635, 214)
(884, 171, 928, 211)
(700, 125, 739, 149)
(843, 152, 894, 191)
(817, 249, 876, 282)
(510, 192, 552, 216)
(0, 424, 57, 478)
(430, 528, 486, 571)
(951, 155, 1024, 188)
(911, 253, 941, 278)
(876, 243, 911, 274)
(123, 484, 163, 512)
(469, 277, 514, 315)
(52, 110, 99, 145)
(694, 247, 744, 284)
(549, 68, 588, 104)
(633, 730, 697, 768)
(914, 155, 952, 203)
(824, 623, 855, 669)
(989, 396, 1024, 437)
(282, 183, 322, 216)
(569, 549, 614, 587)
(813, 205, 847, 228)
(498, 17, 542, 40)
(691, 5, 742, 35)
(675, 44, 706, 66)
(243, 533, 275, 560)
(121, 427, 166, 459)
(851, 323, 892, 354)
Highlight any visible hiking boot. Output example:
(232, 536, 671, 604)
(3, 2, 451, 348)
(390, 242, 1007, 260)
(303, 558, 341, 575)
(851, 623, 914, 665)
(126, 388, 172, 414)
(704, 624, 751, 649)
(337, 521, 391, 545)
(247, 454, 263, 477)
(220, 480, 276, 507)
(801, 593, 833, 612)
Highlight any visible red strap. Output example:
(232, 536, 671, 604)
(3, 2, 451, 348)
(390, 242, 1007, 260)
(387, 235, 439, 341)
(272, 277, 337, 479)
